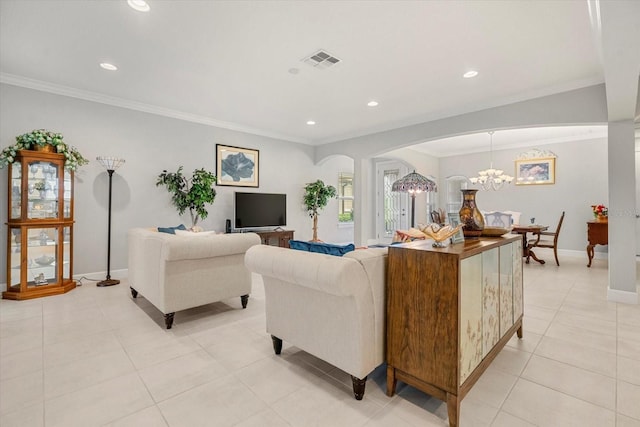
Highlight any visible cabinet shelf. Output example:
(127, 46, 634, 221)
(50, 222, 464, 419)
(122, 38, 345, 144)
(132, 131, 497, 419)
(4, 149, 76, 300)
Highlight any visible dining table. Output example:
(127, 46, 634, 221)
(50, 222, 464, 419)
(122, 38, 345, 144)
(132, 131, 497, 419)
(510, 224, 549, 264)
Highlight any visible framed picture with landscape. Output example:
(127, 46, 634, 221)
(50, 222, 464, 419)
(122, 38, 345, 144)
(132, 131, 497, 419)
(515, 157, 555, 186)
(216, 144, 259, 187)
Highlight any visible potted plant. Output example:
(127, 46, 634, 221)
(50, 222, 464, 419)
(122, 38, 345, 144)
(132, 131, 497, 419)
(303, 179, 337, 242)
(0, 129, 88, 171)
(156, 166, 217, 229)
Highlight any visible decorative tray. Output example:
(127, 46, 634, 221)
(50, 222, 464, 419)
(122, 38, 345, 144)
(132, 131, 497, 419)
(481, 227, 510, 237)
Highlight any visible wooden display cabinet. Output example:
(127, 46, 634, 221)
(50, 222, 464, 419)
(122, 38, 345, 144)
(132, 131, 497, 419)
(4, 149, 76, 300)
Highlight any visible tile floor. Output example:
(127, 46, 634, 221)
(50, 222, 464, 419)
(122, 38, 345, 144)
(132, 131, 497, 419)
(1, 256, 639, 426)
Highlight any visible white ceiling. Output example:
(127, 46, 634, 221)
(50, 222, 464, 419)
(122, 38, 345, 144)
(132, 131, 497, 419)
(0, 0, 633, 155)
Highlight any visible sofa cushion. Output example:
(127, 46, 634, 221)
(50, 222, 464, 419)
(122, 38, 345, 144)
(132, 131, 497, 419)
(157, 224, 187, 234)
(289, 240, 355, 256)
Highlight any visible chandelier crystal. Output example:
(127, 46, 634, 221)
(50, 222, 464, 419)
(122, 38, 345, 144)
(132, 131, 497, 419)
(469, 131, 513, 191)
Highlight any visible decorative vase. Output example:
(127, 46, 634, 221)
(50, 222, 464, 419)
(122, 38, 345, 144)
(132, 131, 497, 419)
(459, 189, 484, 238)
(34, 144, 55, 153)
(596, 214, 608, 223)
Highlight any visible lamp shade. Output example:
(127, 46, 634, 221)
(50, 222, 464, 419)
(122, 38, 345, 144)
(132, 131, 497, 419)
(96, 156, 125, 171)
(392, 170, 437, 194)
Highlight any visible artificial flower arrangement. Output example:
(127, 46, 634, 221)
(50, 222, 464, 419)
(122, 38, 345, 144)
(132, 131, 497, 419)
(0, 129, 89, 171)
(591, 204, 608, 218)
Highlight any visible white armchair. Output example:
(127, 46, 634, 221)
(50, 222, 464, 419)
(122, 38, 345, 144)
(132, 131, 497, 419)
(244, 245, 388, 400)
(127, 228, 261, 328)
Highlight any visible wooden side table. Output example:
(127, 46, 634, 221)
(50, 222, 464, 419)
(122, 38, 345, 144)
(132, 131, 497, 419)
(255, 230, 294, 248)
(587, 221, 607, 267)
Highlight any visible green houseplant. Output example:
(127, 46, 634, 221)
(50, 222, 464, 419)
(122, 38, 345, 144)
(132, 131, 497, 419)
(156, 166, 217, 229)
(303, 179, 337, 242)
(0, 129, 88, 171)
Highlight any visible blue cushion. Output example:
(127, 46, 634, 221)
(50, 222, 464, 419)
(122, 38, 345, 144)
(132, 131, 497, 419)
(157, 224, 187, 234)
(289, 240, 355, 256)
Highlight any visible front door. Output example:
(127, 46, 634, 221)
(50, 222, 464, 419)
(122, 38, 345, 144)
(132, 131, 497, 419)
(375, 161, 408, 244)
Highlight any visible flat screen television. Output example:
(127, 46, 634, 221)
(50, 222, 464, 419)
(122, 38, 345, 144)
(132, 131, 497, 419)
(234, 192, 287, 230)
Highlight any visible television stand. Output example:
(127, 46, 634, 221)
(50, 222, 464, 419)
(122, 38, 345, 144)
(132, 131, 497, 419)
(255, 230, 294, 248)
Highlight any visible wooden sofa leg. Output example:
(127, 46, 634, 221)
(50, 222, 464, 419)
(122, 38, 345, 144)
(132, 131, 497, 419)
(351, 375, 367, 400)
(241, 294, 249, 309)
(164, 312, 175, 329)
(271, 335, 283, 355)
(130, 287, 138, 298)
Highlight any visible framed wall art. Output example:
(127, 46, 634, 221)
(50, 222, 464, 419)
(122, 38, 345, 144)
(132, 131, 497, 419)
(216, 144, 259, 187)
(515, 157, 555, 186)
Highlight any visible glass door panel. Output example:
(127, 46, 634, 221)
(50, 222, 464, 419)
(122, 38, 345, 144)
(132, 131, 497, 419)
(64, 169, 72, 218)
(63, 226, 72, 280)
(26, 227, 59, 288)
(27, 161, 59, 219)
(10, 162, 22, 219)
(8, 227, 22, 290)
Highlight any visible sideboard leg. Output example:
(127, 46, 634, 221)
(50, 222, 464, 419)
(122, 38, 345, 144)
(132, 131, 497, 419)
(386, 365, 397, 397)
(130, 287, 138, 298)
(240, 294, 249, 308)
(446, 392, 460, 427)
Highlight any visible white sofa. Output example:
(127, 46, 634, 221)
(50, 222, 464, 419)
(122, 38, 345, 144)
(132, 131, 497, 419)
(244, 244, 388, 400)
(127, 228, 261, 329)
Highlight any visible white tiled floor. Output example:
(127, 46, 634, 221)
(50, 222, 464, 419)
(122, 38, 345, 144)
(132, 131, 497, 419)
(1, 256, 639, 426)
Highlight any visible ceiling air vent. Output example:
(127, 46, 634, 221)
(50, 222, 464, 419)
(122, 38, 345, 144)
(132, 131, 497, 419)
(302, 49, 341, 69)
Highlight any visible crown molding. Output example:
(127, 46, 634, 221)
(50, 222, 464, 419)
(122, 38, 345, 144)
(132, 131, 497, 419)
(0, 73, 309, 145)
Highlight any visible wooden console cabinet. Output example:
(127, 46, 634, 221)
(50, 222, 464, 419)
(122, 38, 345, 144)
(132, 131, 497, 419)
(586, 221, 607, 267)
(255, 230, 294, 248)
(386, 236, 523, 427)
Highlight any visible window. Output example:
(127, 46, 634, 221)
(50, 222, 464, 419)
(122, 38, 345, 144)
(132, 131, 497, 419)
(445, 175, 471, 213)
(424, 175, 437, 219)
(338, 172, 354, 222)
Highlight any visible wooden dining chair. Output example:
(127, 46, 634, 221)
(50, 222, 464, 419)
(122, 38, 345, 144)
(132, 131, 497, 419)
(528, 211, 565, 266)
(484, 211, 513, 228)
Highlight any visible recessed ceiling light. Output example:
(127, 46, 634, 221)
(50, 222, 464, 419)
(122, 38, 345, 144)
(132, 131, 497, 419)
(463, 70, 479, 78)
(306, 120, 316, 125)
(367, 101, 379, 107)
(100, 62, 118, 71)
(127, 0, 150, 12)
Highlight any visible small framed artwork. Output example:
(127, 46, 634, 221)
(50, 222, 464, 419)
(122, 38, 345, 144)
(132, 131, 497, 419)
(448, 212, 465, 244)
(216, 144, 259, 187)
(515, 157, 555, 186)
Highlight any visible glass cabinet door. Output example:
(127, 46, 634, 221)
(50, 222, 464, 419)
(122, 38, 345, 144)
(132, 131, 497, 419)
(8, 227, 22, 290)
(10, 162, 22, 219)
(27, 160, 59, 219)
(26, 227, 59, 288)
(64, 169, 72, 219)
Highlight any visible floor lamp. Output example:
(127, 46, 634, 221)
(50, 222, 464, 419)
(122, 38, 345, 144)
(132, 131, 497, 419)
(392, 170, 437, 228)
(96, 156, 125, 287)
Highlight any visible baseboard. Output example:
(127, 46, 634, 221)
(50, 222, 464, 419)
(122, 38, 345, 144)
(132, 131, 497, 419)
(0, 269, 129, 293)
(607, 287, 639, 304)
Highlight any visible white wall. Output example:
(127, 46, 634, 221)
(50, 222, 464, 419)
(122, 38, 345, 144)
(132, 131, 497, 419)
(0, 84, 354, 284)
(438, 137, 609, 252)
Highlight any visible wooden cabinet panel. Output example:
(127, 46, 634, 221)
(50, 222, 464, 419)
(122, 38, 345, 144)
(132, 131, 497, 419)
(460, 255, 483, 384)
(481, 248, 500, 359)
(513, 239, 524, 320)
(499, 243, 514, 337)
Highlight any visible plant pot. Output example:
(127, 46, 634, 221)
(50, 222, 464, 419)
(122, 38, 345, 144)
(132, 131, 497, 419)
(596, 214, 608, 223)
(34, 144, 56, 153)
(459, 189, 484, 238)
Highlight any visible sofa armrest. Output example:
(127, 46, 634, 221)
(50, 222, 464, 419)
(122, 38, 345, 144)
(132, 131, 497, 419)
(245, 245, 370, 297)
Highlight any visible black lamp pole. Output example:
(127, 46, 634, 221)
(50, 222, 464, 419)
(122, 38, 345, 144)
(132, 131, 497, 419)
(96, 156, 124, 287)
(98, 169, 118, 286)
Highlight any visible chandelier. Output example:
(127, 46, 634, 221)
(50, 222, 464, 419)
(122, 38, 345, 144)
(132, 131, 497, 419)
(469, 131, 513, 190)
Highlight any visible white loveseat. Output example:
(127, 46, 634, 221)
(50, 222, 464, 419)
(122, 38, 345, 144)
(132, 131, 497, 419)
(244, 244, 388, 400)
(127, 228, 261, 329)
